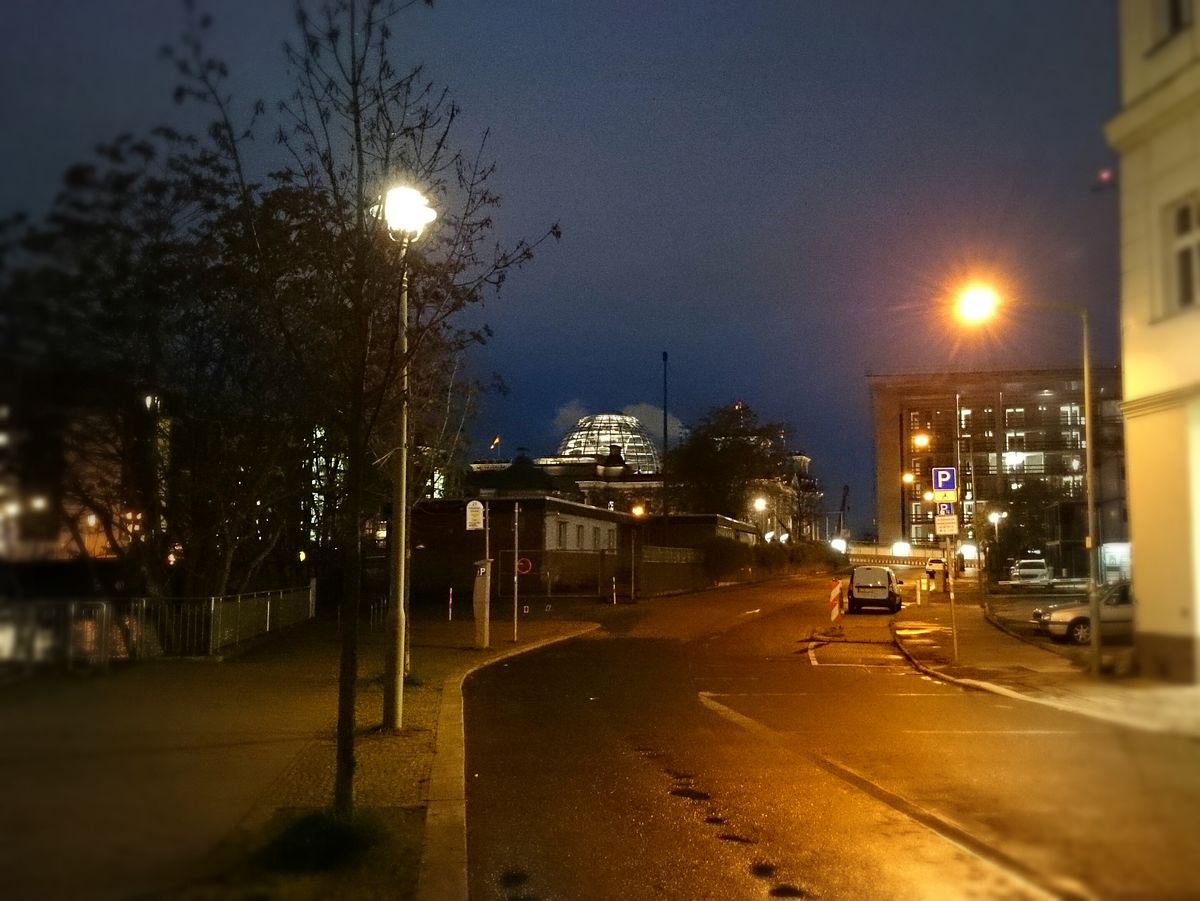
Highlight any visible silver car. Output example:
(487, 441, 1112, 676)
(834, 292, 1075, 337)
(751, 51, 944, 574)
(1031, 582, 1134, 645)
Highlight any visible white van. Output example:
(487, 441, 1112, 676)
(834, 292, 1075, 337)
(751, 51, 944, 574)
(847, 565, 903, 614)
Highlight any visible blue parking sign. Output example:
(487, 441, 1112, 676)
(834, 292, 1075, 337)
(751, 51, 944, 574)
(932, 467, 957, 492)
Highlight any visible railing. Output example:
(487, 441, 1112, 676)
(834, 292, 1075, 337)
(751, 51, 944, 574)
(0, 581, 316, 674)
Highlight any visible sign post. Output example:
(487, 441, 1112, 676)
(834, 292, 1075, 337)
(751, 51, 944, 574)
(931, 471, 960, 664)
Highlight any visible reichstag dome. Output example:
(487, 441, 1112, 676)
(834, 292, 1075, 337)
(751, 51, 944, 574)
(557, 414, 661, 473)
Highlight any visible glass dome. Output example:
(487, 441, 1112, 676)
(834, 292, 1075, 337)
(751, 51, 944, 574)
(557, 414, 661, 473)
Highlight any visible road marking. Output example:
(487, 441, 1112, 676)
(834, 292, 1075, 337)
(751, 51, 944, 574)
(697, 691, 1091, 901)
(740, 608, 761, 616)
(900, 730, 1082, 735)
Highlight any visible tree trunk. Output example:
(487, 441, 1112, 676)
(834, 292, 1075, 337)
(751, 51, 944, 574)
(333, 422, 364, 819)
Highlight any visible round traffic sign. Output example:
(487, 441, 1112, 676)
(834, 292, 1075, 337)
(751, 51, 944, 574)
(516, 557, 533, 574)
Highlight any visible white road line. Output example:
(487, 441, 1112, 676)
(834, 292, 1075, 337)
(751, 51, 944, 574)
(900, 730, 1082, 735)
(696, 691, 1085, 901)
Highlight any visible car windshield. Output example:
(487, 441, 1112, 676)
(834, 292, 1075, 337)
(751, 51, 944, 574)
(1017, 563, 1044, 571)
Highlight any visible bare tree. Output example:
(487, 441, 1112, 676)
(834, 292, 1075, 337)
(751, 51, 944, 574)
(165, 0, 558, 817)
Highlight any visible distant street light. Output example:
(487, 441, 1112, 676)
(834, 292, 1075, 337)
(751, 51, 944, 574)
(987, 509, 1007, 542)
(958, 284, 1102, 675)
(913, 433, 931, 449)
(382, 184, 437, 732)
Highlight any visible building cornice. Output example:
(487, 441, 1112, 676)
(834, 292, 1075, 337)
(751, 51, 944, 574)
(1121, 382, 1200, 419)
(1106, 58, 1200, 152)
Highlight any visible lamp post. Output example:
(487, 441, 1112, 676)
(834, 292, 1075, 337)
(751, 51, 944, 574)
(382, 185, 436, 731)
(957, 284, 1102, 675)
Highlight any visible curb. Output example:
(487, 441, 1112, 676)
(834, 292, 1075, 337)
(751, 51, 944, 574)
(888, 621, 989, 693)
(889, 622, 1198, 738)
(415, 622, 601, 901)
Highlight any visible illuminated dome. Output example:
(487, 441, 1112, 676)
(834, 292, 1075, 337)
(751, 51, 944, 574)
(557, 414, 661, 473)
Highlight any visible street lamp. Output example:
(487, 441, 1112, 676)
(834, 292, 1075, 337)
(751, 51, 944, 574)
(382, 185, 436, 731)
(956, 284, 1102, 675)
(987, 509, 1007, 542)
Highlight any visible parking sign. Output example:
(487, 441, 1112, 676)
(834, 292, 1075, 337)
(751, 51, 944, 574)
(931, 467, 958, 503)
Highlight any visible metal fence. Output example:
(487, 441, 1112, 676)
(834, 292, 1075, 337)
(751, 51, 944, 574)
(0, 581, 316, 673)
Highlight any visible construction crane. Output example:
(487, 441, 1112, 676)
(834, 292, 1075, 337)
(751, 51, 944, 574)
(837, 485, 849, 537)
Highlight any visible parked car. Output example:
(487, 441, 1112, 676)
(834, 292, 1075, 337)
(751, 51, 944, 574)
(847, 565, 904, 614)
(1009, 558, 1051, 588)
(925, 557, 947, 579)
(1031, 581, 1134, 645)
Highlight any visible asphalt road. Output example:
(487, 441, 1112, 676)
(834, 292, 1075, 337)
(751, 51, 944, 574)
(465, 576, 1200, 900)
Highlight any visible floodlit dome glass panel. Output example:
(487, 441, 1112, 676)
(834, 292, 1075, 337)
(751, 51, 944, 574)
(557, 414, 661, 473)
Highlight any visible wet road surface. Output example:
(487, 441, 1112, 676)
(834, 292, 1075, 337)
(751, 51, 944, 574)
(465, 577, 1200, 899)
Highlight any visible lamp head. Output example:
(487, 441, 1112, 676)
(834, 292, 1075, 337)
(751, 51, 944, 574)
(957, 282, 1000, 324)
(383, 186, 437, 237)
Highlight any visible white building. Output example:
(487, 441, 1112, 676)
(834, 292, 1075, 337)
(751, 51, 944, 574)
(1105, 0, 1200, 681)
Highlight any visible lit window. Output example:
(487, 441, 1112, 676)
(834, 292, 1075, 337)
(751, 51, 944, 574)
(1167, 194, 1199, 316)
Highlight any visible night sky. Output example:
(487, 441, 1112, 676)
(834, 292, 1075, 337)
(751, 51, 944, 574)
(1, 1, 1120, 533)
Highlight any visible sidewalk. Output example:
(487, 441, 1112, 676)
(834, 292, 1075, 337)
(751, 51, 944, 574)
(0, 602, 603, 901)
(891, 586, 1200, 739)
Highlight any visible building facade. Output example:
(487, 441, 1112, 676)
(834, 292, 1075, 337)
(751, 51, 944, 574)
(1105, 0, 1200, 680)
(868, 369, 1125, 576)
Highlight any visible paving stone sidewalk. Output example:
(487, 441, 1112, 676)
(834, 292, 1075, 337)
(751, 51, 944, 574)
(1, 606, 602, 901)
(891, 586, 1200, 739)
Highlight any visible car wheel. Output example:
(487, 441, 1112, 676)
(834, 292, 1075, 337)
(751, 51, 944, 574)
(1068, 618, 1091, 646)
(848, 601, 858, 614)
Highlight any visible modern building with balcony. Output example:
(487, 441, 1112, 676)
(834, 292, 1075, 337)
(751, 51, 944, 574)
(868, 368, 1125, 577)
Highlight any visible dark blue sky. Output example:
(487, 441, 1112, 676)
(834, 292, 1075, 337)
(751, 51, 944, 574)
(2, 1, 1120, 533)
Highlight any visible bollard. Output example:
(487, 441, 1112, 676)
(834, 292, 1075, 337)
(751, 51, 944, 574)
(448, 587, 453, 621)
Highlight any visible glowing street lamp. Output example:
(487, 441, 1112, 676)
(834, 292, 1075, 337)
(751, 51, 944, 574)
(987, 509, 1007, 542)
(382, 185, 437, 732)
(913, 433, 931, 449)
(958, 284, 1102, 675)
(956, 282, 1000, 323)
